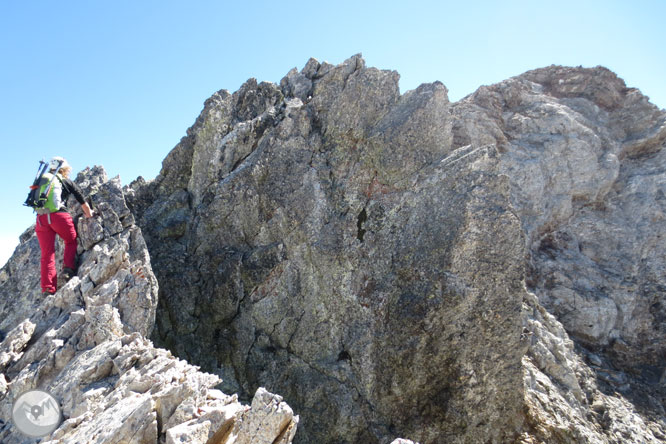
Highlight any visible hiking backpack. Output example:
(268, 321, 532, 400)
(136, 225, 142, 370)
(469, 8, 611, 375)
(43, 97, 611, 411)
(24, 159, 65, 213)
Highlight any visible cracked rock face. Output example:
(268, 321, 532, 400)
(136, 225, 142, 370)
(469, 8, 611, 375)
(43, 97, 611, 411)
(453, 66, 666, 363)
(0, 167, 298, 443)
(128, 55, 525, 443)
(126, 55, 665, 443)
(452, 66, 666, 440)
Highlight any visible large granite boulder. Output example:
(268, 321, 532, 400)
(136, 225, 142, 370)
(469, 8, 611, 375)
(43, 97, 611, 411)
(127, 55, 665, 443)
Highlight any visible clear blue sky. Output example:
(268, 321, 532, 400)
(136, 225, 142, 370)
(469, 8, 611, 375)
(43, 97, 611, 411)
(1, 0, 665, 266)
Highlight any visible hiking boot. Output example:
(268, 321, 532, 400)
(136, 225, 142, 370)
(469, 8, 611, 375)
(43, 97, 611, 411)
(42, 290, 56, 296)
(62, 267, 76, 282)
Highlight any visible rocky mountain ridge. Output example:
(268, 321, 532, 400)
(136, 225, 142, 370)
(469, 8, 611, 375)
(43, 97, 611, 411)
(0, 54, 663, 444)
(0, 168, 298, 443)
(125, 55, 665, 443)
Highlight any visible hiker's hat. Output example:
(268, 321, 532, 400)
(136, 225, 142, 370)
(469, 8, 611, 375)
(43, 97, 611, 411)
(49, 156, 70, 171)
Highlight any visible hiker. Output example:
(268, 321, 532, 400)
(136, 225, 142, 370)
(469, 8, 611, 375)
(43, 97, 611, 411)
(34, 157, 94, 295)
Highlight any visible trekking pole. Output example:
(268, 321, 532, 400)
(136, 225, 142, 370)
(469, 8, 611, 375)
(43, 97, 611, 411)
(34, 160, 47, 180)
(24, 160, 49, 207)
(31, 160, 48, 187)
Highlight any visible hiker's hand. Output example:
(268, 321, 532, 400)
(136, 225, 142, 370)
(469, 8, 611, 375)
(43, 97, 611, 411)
(82, 202, 94, 218)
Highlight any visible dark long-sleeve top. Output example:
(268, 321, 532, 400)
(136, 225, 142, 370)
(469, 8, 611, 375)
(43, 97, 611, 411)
(59, 176, 87, 207)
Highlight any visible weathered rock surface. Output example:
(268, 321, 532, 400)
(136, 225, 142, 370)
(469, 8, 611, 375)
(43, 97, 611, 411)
(126, 55, 666, 443)
(452, 66, 666, 441)
(453, 66, 666, 364)
(0, 168, 298, 443)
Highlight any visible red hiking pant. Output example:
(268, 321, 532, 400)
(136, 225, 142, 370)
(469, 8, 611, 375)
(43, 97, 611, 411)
(35, 212, 77, 293)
